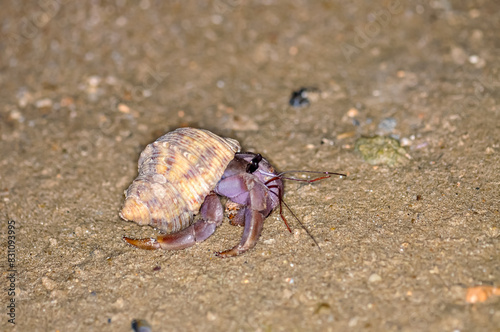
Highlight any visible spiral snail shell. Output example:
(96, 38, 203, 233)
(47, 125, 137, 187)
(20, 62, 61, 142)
(120, 127, 240, 234)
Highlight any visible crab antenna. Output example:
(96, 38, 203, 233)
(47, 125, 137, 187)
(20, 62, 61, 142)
(267, 186, 321, 250)
(281, 197, 321, 250)
(279, 175, 331, 183)
(263, 170, 345, 249)
(277, 170, 346, 177)
(265, 172, 345, 186)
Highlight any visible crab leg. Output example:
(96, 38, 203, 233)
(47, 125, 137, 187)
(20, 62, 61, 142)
(216, 208, 265, 257)
(123, 193, 223, 250)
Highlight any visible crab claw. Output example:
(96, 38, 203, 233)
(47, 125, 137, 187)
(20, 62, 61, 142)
(123, 217, 219, 250)
(122, 236, 161, 250)
(123, 193, 223, 251)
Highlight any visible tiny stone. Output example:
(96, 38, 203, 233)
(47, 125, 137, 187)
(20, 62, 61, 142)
(87, 76, 101, 87)
(35, 98, 53, 109)
(293, 229, 301, 240)
(118, 103, 131, 113)
(368, 273, 382, 283)
(16, 88, 32, 108)
(263, 238, 276, 245)
(337, 131, 356, 140)
(113, 297, 125, 309)
(42, 277, 57, 290)
(468, 55, 479, 64)
(378, 117, 397, 133)
(355, 136, 410, 167)
(9, 109, 24, 122)
(131, 319, 152, 332)
(400, 137, 412, 146)
(75, 226, 83, 236)
(347, 108, 359, 117)
(321, 138, 334, 145)
(207, 311, 217, 321)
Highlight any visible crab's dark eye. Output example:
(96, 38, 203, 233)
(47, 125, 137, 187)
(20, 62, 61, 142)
(246, 153, 262, 174)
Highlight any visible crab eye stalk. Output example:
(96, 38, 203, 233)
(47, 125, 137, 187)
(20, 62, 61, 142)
(246, 153, 263, 174)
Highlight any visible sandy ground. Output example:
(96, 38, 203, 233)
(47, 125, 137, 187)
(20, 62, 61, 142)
(1, 1, 499, 331)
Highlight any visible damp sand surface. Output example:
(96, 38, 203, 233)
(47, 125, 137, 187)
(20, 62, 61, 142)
(1, 2, 499, 331)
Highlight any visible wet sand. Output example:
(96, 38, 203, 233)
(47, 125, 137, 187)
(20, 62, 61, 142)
(1, 2, 499, 331)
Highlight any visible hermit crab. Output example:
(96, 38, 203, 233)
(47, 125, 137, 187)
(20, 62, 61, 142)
(120, 127, 344, 257)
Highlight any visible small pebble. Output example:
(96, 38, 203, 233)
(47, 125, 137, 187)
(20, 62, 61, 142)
(289, 87, 320, 107)
(9, 109, 24, 122)
(355, 136, 410, 167)
(468, 55, 479, 64)
(321, 138, 334, 145)
(314, 303, 331, 315)
(400, 137, 412, 147)
(118, 103, 131, 113)
(378, 117, 397, 133)
(293, 229, 302, 240)
(87, 75, 101, 87)
(263, 238, 276, 245)
(348, 317, 359, 327)
(42, 277, 57, 290)
(35, 98, 53, 109)
(466, 286, 500, 303)
(289, 88, 310, 107)
(113, 297, 125, 309)
(368, 273, 382, 283)
(347, 108, 359, 117)
(336, 131, 356, 140)
(206, 311, 217, 321)
(468, 54, 485, 68)
(16, 87, 32, 108)
(131, 319, 152, 332)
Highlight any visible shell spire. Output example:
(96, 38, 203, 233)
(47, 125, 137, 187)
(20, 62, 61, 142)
(119, 196, 150, 225)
